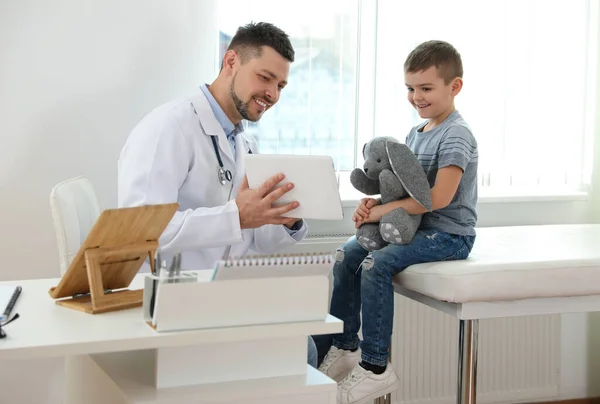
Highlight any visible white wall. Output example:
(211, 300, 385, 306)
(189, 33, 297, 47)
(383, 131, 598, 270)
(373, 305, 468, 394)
(0, 1, 217, 403)
(0, 1, 599, 404)
(0, 0, 217, 280)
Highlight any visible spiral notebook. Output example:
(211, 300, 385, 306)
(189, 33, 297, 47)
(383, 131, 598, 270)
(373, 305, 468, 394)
(212, 253, 334, 281)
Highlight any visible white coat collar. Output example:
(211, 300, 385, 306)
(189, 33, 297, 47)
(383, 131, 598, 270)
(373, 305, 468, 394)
(190, 90, 236, 165)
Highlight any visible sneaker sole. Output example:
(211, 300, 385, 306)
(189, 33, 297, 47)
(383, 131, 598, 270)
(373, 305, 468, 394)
(350, 378, 401, 404)
(318, 366, 355, 383)
(331, 369, 353, 383)
(319, 355, 361, 383)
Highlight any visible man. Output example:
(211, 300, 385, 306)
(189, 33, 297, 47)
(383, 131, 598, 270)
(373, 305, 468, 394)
(118, 22, 317, 366)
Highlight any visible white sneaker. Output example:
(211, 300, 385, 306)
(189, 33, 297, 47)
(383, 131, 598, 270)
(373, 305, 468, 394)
(337, 363, 400, 404)
(318, 346, 361, 382)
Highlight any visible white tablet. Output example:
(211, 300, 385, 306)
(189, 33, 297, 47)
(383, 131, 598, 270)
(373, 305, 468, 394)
(244, 154, 343, 220)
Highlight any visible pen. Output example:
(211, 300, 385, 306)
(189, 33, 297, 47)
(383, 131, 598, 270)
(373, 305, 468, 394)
(4, 286, 22, 320)
(166, 252, 181, 283)
(150, 260, 164, 320)
(154, 252, 162, 276)
(173, 253, 181, 279)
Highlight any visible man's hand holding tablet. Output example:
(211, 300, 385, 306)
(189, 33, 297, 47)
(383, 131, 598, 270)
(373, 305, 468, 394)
(235, 173, 300, 229)
(244, 154, 344, 221)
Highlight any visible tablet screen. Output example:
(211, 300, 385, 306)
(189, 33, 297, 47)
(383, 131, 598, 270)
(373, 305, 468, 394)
(245, 154, 343, 220)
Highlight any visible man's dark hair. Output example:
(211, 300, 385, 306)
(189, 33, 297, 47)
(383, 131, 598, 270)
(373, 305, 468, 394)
(404, 40, 463, 84)
(227, 22, 295, 64)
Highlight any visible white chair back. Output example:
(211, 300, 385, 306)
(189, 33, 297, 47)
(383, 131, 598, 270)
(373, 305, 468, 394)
(49, 176, 100, 274)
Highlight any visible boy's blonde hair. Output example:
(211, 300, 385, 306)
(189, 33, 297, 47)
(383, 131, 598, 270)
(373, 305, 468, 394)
(404, 40, 463, 84)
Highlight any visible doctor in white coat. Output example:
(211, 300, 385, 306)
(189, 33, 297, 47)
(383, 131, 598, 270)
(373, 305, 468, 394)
(117, 22, 317, 366)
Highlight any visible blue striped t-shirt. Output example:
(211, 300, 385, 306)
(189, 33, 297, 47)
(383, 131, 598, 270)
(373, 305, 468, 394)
(405, 110, 478, 236)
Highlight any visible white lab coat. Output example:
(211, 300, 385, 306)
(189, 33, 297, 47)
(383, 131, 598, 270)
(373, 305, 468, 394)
(118, 90, 308, 270)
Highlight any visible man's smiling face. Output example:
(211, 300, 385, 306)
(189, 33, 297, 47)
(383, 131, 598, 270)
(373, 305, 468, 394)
(229, 46, 290, 122)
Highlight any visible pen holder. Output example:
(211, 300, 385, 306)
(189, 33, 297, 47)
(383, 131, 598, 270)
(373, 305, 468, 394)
(146, 275, 330, 332)
(143, 271, 199, 324)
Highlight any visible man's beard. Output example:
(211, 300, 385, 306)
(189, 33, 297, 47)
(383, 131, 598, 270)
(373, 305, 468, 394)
(230, 74, 256, 122)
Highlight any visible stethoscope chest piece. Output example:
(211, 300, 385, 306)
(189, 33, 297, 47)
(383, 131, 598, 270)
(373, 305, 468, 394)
(218, 167, 233, 185)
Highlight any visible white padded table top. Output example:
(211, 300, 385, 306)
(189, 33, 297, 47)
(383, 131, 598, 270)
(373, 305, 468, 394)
(394, 224, 600, 303)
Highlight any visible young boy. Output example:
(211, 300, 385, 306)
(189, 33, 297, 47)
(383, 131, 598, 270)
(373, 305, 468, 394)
(317, 40, 478, 403)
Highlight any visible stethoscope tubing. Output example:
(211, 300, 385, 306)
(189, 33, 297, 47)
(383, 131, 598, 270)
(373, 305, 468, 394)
(210, 134, 252, 186)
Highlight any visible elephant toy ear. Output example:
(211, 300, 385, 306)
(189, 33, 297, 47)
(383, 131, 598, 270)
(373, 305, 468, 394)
(386, 141, 433, 211)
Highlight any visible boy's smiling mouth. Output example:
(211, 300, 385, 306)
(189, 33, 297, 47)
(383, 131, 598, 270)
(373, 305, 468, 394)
(417, 103, 431, 109)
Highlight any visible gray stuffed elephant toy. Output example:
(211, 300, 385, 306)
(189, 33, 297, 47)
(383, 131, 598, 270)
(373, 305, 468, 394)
(350, 136, 432, 251)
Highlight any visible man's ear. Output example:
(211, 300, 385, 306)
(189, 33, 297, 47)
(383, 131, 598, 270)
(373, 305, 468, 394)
(221, 50, 239, 76)
(362, 143, 367, 158)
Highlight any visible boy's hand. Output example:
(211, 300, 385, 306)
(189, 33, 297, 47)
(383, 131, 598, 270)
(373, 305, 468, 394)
(358, 205, 386, 227)
(352, 197, 380, 227)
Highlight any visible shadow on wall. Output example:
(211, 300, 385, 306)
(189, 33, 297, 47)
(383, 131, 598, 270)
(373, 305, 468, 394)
(0, 14, 205, 281)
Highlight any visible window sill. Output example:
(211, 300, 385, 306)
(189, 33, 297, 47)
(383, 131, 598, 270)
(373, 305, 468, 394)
(340, 190, 589, 207)
(475, 189, 589, 204)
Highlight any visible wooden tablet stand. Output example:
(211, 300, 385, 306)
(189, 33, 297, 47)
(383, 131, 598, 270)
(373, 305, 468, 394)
(49, 203, 179, 314)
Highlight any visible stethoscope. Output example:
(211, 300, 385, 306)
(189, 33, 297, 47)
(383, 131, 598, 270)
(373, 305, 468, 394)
(210, 135, 233, 185)
(209, 134, 252, 260)
(210, 135, 252, 186)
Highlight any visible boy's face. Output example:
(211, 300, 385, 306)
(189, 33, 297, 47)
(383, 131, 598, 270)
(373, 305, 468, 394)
(229, 46, 290, 122)
(404, 66, 459, 122)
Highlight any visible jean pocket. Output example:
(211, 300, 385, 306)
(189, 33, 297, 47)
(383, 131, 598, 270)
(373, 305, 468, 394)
(465, 235, 476, 252)
(440, 239, 471, 262)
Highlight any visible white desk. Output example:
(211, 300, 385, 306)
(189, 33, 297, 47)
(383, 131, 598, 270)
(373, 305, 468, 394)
(0, 276, 342, 404)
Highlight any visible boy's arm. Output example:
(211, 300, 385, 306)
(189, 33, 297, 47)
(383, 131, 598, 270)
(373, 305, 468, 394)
(368, 166, 463, 218)
(359, 124, 476, 225)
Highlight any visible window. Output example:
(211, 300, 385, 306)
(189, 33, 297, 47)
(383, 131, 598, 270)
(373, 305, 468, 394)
(217, 0, 597, 199)
(375, 0, 596, 194)
(216, 0, 360, 172)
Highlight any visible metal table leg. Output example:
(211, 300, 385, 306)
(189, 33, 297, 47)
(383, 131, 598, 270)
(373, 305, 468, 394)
(374, 393, 391, 404)
(374, 340, 393, 404)
(374, 319, 479, 404)
(457, 319, 479, 404)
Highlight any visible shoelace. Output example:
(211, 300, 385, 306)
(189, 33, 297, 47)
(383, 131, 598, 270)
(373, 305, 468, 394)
(319, 347, 341, 369)
(341, 366, 369, 389)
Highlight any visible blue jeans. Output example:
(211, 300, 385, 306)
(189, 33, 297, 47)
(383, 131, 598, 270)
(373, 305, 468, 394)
(329, 229, 475, 367)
